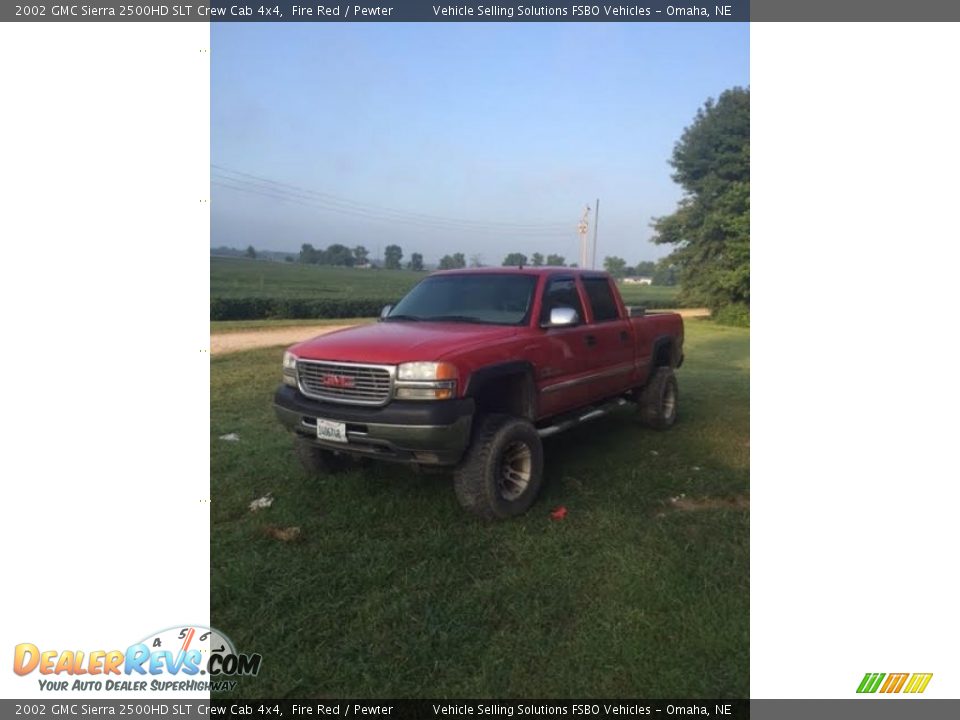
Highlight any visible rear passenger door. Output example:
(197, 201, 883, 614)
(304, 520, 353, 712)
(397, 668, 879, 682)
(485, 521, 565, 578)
(579, 275, 635, 400)
(535, 275, 592, 416)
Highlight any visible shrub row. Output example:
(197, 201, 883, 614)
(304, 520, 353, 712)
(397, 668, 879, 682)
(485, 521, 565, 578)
(711, 303, 750, 328)
(210, 297, 394, 321)
(211, 295, 694, 321)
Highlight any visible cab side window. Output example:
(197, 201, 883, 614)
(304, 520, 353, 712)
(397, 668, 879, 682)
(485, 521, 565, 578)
(582, 277, 620, 322)
(540, 277, 584, 324)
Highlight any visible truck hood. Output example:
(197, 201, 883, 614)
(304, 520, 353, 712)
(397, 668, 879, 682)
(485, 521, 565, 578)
(289, 321, 519, 365)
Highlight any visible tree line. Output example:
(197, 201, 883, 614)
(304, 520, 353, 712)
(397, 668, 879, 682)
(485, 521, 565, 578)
(241, 241, 675, 286)
(495, 253, 677, 285)
(601, 257, 678, 285)
(499, 252, 568, 268)
(296, 243, 423, 270)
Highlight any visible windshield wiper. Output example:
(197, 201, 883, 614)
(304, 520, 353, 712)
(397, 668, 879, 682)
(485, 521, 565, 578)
(383, 314, 422, 322)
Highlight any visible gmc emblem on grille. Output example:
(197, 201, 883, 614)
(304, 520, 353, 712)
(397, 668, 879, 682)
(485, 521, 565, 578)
(320, 373, 355, 388)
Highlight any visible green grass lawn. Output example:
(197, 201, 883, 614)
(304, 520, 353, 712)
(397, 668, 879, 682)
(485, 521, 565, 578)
(210, 319, 748, 698)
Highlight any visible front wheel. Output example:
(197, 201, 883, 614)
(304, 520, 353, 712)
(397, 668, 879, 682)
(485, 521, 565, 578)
(637, 367, 679, 430)
(454, 414, 544, 519)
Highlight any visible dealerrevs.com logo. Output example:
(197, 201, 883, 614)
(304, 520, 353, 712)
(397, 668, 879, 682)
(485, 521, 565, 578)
(13, 625, 261, 693)
(857, 672, 933, 694)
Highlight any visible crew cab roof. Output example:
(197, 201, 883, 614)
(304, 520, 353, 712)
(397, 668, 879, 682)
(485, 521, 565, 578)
(429, 266, 611, 278)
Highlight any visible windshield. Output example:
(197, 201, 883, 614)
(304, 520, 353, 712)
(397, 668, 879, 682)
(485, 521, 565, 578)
(387, 274, 537, 326)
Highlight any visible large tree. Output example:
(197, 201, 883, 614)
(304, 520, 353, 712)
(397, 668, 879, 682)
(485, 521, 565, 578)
(408, 252, 424, 271)
(546, 254, 565, 267)
(603, 256, 628, 278)
(502, 252, 528, 267)
(384, 244, 403, 270)
(531, 252, 544, 267)
(324, 243, 355, 267)
(652, 87, 749, 311)
(353, 245, 370, 266)
(439, 253, 466, 270)
(653, 258, 679, 286)
(299, 243, 318, 264)
(634, 260, 656, 278)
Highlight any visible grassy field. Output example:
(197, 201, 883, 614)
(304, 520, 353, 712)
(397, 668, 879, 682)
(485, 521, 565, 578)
(616, 282, 680, 306)
(211, 256, 424, 300)
(211, 257, 686, 320)
(210, 318, 747, 699)
(210, 317, 374, 334)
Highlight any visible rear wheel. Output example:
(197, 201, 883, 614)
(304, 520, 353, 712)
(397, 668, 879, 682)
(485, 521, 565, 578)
(637, 367, 679, 430)
(294, 436, 354, 475)
(454, 414, 544, 519)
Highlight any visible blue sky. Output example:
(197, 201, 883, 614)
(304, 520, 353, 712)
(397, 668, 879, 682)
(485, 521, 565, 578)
(211, 23, 748, 266)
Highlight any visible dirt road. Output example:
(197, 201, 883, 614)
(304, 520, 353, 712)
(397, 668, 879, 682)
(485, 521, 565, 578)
(210, 308, 710, 356)
(211, 325, 358, 356)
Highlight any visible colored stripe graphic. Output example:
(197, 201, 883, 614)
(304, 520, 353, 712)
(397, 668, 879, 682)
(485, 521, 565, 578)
(857, 672, 933, 694)
(903, 673, 933, 694)
(880, 673, 909, 693)
(857, 673, 885, 693)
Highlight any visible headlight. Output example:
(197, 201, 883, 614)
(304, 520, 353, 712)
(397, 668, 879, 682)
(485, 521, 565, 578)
(397, 361, 458, 381)
(395, 362, 458, 400)
(282, 351, 298, 387)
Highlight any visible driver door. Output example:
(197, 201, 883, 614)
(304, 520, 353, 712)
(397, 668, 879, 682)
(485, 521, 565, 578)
(535, 276, 592, 417)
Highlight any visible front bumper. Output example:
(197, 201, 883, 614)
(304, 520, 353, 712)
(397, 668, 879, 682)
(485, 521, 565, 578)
(273, 385, 474, 465)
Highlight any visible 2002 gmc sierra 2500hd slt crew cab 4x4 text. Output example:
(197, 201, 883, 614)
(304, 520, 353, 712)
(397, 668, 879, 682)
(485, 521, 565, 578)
(274, 267, 684, 519)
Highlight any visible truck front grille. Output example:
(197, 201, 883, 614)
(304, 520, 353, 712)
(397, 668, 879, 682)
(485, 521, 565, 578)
(296, 360, 394, 406)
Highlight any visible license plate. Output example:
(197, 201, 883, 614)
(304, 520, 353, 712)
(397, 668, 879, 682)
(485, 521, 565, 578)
(315, 418, 347, 443)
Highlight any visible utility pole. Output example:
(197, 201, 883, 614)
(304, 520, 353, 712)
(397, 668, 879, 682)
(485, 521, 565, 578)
(591, 197, 600, 270)
(577, 204, 591, 268)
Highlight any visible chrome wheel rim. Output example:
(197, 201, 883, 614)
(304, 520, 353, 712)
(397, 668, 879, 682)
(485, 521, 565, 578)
(662, 382, 677, 420)
(498, 441, 532, 501)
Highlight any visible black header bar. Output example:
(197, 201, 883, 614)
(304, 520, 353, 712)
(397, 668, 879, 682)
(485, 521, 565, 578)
(7, 1, 748, 22)
(5, 699, 960, 719)
(7, 0, 960, 22)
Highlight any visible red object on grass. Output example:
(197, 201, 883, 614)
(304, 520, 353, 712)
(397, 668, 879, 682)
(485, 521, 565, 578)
(550, 506, 568, 520)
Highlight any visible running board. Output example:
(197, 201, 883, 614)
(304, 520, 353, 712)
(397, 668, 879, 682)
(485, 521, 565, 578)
(537, 398, 628, 438)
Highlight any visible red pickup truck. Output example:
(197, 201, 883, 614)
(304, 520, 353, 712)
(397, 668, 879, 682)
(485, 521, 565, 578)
(274, 268, 684, 519)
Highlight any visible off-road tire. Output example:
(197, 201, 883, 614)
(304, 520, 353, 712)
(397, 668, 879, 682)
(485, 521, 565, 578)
(454, 414, 544, 520)
(638, 367, 679, 430)
(294, 436, 354, 475)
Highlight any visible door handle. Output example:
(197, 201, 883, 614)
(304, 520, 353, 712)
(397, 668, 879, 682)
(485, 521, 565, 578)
(619, 331, 629, 343)
(585, 335, 597, 347)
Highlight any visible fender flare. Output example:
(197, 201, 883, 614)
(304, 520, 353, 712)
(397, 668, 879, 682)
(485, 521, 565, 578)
(463, 361, 537, 419)
(650, 334, 681, 368)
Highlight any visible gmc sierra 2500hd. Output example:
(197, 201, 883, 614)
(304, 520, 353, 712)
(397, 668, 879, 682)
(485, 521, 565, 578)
(274, 267, 684, 519)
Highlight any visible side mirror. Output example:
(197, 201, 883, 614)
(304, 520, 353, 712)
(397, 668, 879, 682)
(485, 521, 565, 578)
(543, 306, 579, 327)
(379, 304, 393, 321)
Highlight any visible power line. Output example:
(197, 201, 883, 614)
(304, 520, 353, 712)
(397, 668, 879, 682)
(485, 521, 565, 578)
(211, 164, 573, 233)
(213, 178, 574, 239)
(214, 165, 573, 229)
